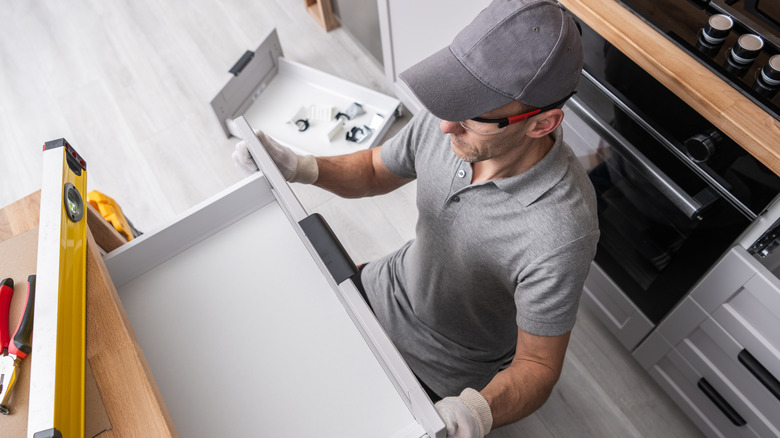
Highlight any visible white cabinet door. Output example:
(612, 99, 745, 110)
(376, 0, 490, 114)
(581, 262, 654, 350)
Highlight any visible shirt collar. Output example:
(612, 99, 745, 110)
(491, 126, 569, 206)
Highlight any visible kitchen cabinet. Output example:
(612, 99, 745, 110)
(634, 246, 780, 437)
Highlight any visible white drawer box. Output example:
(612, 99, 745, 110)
(103, 118, 444, 438)
(211, 29, 401, 157)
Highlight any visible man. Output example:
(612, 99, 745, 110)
(234, 1, 598, 436)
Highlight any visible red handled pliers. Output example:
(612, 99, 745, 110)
(0, 275, 35, 415)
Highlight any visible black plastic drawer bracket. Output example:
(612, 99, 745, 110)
(299, 213, 357, 284)
(738, 349, 780, 402)
(697, 378, 747, 427)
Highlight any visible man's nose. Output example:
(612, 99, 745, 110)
(440, 120, 464, 134)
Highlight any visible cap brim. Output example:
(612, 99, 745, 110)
(399, 46, 513, 121)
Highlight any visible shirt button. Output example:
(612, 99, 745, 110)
(457, 169, 466, 178)
(452, 196, 461, 202)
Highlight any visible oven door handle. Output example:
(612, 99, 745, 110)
(567, 94, 704, 220)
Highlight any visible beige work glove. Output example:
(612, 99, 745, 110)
(434, 388, 493, 438)
(232, 130, 319, 184)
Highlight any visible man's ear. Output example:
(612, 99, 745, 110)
(526, 109, 564, 138)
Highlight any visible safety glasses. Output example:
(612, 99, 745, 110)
(459, 92, 577, 136)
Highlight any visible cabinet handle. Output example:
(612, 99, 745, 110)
(697, 378, 747, 426)
(229, 50, 255, 76)
(738, 349, 780, 402)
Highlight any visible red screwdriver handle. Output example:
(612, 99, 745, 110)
(9, 275, 35, 359)
(0, 278, 13, 351)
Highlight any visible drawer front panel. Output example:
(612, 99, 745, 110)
(652, 352, 761, 438)
(690, 248, 758, 313)
(726, 271, 780, 345)
(658, 296, 708, 347)
(742, 271, 780, 319)
(713, 276, 780, 399)
(633, 330, 673, 370)
(680, 324, 780, 435)
(699, 318, 780, 419)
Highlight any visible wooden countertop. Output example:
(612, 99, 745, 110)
(559, 0, 780, 175)
(0, 192, 177, 437)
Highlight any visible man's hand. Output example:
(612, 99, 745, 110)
(434, 388, 493, 438)
(231, 130, 319, 183)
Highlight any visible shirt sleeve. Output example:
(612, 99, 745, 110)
(380, 111, 437, 179)
(514, 230, 599, 336)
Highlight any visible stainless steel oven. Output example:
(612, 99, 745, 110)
(563, 16, 780, 350)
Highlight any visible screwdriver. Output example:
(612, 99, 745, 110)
(0, 275, 36, 415)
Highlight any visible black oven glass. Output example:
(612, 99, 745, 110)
(615, 0, 780, 121)
(572, 17, 780, 324)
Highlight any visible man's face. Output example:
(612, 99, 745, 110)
(440, 101, 532, 163)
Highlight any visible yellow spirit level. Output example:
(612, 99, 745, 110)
(28, 139, 87, 438)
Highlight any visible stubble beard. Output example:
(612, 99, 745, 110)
(450, 136, 491, 163)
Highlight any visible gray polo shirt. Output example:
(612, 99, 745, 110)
(362, 110, 599, 397)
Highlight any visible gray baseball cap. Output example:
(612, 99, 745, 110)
(399, 0, 583, 121)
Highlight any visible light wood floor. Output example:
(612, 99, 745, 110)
(0, 1, 703, 436)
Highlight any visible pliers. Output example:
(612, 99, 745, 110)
(0, 275, 35, 415)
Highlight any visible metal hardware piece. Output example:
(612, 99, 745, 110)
(346, 126, 372, 143)
(295, 119, 310, 132)
(335, 102, 365, 121)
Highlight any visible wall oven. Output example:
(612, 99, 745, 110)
(564, 16, 780, 350)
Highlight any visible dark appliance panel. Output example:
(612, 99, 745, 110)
(571, 17, 780, 325)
